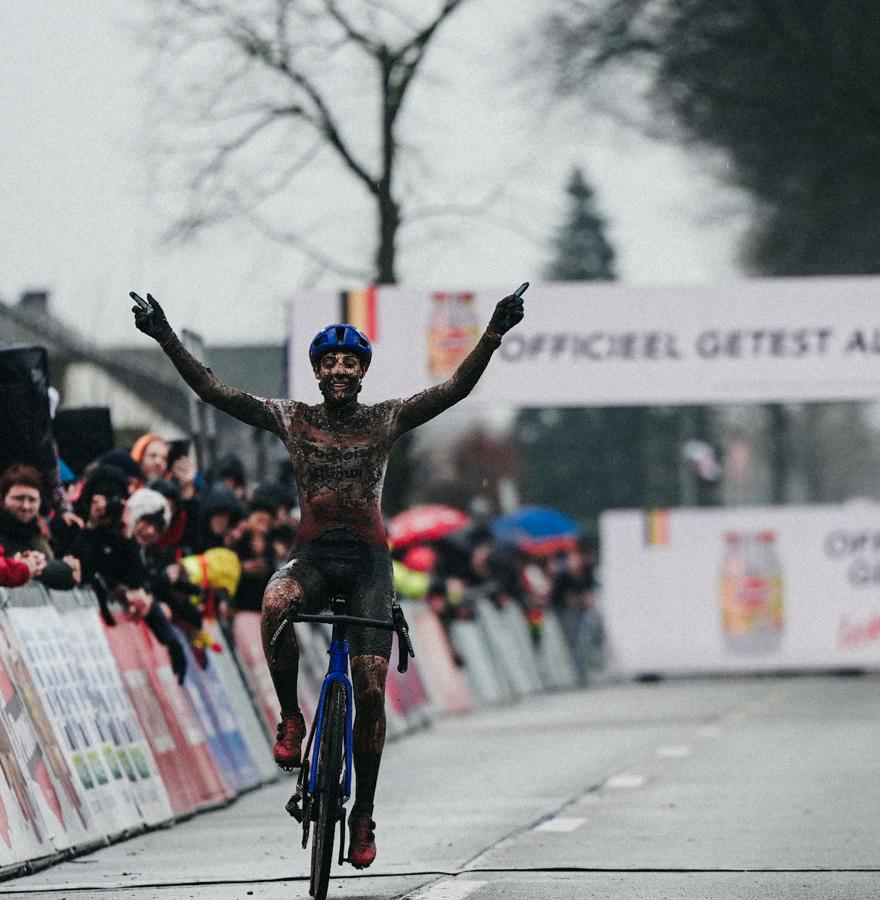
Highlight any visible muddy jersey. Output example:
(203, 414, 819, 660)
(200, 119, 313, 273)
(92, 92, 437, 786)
(157, 329, 502, 547)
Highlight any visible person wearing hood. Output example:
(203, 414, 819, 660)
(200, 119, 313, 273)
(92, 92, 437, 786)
(128, 487, 205, 647)
(70, 474, 188, 683)
(197, 484, 245, 552)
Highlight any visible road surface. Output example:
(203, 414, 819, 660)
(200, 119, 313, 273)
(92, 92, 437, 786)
(3, 674, 878, 899)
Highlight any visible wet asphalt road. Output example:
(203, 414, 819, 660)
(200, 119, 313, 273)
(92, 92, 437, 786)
(3, 674, 879, 900)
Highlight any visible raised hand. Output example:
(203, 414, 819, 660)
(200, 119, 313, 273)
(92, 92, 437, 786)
(487, 292, 525, 336)
(130, 292, 172, 342)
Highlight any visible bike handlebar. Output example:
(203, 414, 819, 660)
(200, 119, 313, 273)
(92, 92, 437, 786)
(284, 601, 416, 674)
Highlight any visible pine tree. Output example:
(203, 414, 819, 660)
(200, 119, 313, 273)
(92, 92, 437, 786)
(546, 167, 616, 281)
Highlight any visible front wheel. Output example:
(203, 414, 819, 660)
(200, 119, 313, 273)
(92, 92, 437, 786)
(310, 681, 346, 900)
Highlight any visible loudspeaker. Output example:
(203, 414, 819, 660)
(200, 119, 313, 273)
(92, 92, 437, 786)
(0, 345, 54, 479)
(53, 407, 115, 477)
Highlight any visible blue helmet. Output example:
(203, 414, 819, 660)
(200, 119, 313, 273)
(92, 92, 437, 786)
(308, 323, 372, 369)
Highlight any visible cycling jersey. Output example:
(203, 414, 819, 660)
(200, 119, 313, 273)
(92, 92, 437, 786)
(156, 329, 502, 548)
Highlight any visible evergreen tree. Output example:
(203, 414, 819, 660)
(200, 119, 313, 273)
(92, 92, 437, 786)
(516, 169, 718, 529)
(546, 168, 616, 281)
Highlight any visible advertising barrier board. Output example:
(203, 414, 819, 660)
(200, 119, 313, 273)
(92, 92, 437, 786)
(3, 598, 142, 839)
(54, 593, 173, 827)
(601, 504, 880, 675)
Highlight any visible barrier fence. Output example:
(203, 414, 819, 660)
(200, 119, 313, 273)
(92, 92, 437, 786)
(0, 585, 581, 879)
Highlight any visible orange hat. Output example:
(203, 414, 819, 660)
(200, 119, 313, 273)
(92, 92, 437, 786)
(130, 433, 168, 464)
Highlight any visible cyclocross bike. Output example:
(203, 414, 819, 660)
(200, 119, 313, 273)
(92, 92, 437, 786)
(270, 597, 415, 900)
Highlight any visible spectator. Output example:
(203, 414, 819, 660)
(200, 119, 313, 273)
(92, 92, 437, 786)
(228, 495, 276, 614)
(0, 464, 53, 557)
(69, 473, 188, 682)
(130, 433, 169, 482)
(267, 521, 297, 568)
(197, 485, 245, 552)
(147, 477, 191, 557)
(167, 452, 202, 551)
(128, 487, 207, 662)
(0, 464, 81, 590)
(550, 540, 602, 677)
(252, 481, 297, 525)
(97, 449, 145, 495)
(212, 453, 247, 500)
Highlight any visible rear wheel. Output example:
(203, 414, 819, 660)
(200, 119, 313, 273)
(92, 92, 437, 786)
(309, 681, 346, 900)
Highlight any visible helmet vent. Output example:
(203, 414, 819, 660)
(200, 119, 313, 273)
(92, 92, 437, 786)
(335, 326, 346, 342)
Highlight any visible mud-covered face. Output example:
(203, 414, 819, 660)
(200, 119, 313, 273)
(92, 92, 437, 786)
(314, 351, 365, 406)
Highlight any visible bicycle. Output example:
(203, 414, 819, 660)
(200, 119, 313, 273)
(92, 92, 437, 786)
(270, 597, 415, 900)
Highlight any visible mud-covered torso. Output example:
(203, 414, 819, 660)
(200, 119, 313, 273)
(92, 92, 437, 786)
(156, 327, 501, 547)
(267, 398, 401, 547)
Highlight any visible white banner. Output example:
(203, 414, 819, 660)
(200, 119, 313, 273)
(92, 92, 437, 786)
(287, 277, 880, 406)
(600, 504, 880, 675)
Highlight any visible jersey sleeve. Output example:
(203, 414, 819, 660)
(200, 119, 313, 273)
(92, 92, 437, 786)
(157, 329, 281, 434)
(391, 332, 501, 436)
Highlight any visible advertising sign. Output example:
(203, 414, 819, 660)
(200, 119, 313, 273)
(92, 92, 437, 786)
(3, 604, 142, 837)
(288, 277, 880, 407)
(57, 599, 173, 827)
(600, 504, 880, 675)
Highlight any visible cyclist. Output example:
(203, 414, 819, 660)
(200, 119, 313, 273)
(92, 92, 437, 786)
(131, 289, 524, 868)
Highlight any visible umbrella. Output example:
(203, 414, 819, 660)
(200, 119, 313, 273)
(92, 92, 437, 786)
(387, 504, 470, 549)
(491, 505, 580, 556)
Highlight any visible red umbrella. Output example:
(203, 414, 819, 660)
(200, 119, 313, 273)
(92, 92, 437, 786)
(387, 504, 470, 549)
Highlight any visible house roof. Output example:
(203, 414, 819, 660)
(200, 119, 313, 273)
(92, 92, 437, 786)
(1, 297, 287, 433)
(105, 344, 287, 399)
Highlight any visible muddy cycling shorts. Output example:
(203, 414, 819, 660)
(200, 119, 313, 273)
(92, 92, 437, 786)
(268, 530, 394, 659)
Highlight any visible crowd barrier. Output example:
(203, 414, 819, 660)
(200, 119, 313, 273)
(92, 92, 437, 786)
(0, 584, 582, 879)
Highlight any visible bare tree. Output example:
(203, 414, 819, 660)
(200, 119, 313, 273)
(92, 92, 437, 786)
(144, 0, 472, 284)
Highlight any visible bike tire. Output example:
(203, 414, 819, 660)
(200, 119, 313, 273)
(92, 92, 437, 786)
(310, 681, 346, 900)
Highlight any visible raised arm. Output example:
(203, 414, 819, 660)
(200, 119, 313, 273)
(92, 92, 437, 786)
(130, 293, 278, 433)
(393, 292, 525, 434)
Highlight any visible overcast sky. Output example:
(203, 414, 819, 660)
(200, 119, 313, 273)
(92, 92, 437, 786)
(1, 1, 750, 348)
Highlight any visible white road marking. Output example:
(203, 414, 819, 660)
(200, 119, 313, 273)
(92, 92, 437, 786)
(535, 816, 587, 832)
(656, 744, 692, 758)
(412, 881, 486, 900)
(604, 773, 646, 789)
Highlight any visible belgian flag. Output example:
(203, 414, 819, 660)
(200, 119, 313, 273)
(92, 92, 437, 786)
(645, 508, 670, 547)
(339, 286, 378, 341)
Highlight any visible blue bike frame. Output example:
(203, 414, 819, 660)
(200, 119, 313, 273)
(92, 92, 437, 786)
(308, 637, 355, 801)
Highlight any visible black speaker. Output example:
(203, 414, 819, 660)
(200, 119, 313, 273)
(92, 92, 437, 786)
(52, 407, 115, 477)
(0, 345, 54, 479)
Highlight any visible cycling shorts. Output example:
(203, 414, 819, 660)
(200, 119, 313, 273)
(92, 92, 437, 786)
(268, 530, 394, 659)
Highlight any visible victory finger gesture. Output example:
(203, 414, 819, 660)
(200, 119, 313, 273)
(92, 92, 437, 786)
(487, 286, 527, 336)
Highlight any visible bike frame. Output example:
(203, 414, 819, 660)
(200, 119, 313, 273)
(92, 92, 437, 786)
(308, 634, 354, 801)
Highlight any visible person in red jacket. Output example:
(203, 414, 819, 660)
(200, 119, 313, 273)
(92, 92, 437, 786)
(0, 545, 45, 588)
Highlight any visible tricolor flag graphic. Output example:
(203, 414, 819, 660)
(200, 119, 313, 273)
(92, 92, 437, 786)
(339, 286, 378, 341)
(645, 508, 670, 547)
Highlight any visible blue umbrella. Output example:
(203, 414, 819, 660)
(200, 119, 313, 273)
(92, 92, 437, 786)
(491, 506, 580, 555)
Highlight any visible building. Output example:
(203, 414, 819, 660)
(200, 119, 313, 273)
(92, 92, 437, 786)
(1, 291, 287, 483)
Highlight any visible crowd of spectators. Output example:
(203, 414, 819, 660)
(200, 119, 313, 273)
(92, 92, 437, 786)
(0, 433, 298, 685)
(1, 432, 604, 686)
(389, 499, 604, 680)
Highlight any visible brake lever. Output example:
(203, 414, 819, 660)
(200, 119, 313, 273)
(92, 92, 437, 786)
(392, 603, 415, 674)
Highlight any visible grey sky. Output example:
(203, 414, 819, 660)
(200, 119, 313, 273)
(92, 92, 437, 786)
(1, 1, 749, 347)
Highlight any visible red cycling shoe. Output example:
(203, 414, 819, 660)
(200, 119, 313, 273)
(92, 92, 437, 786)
(348, 811, 377, 869)
(273, 712, 306, 770)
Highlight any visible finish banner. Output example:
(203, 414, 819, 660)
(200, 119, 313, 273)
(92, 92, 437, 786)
(288, 276, 880, 406)
(600, 504, 880, 675)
